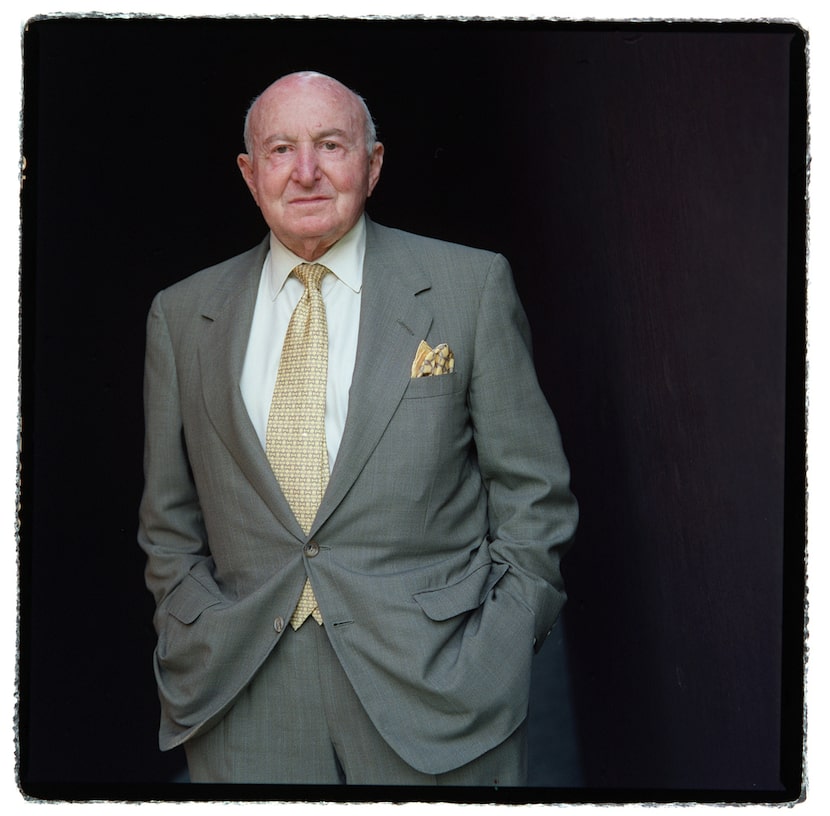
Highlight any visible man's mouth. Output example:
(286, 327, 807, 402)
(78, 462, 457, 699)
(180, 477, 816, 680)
(289, 196, 330, 205)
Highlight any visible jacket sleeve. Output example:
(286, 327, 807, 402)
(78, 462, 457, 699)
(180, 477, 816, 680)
(468, 253, 578, 652)
(137, 290, 212, 626)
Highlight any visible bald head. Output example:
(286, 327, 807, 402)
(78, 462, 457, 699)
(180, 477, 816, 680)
(236, 70, 384, 260)
(243, 71, 377, 157)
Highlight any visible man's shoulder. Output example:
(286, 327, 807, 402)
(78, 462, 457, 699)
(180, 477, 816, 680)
(367, 219, 501, 264)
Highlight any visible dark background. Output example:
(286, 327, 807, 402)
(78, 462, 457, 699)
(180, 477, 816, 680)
(18, 17, 806, 804)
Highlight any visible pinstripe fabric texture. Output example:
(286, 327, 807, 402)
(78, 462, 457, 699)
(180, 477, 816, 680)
(266, 263, 330, 629)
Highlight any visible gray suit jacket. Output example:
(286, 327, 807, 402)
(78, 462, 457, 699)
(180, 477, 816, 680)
(138, 217, 578, 775)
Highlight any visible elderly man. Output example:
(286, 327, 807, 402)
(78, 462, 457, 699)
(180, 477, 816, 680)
(139, 71, 577, 786)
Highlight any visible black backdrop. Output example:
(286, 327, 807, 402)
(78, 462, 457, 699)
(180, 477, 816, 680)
(18, 16, 806, 804)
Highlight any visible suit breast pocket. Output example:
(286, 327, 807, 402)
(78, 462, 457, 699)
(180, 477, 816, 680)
(401, 373, 465, 400)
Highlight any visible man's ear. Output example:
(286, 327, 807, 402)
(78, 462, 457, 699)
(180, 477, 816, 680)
(367, 142, 384, 198)
(237, 153, 259, 203)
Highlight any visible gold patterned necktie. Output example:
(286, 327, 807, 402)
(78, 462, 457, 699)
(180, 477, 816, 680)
(266, 262, 330, 629)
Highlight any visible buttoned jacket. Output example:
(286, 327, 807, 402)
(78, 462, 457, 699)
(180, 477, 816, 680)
(138, 217, 578, 775)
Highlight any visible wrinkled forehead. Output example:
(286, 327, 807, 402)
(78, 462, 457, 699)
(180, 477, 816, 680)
(251, 77, 365, 143)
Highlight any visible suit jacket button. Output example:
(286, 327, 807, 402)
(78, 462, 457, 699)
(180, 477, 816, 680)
(304, 541, 320, 557)
(273, 616, 285, 634)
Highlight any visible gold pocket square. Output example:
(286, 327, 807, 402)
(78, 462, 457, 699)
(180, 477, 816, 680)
(411, 340, 455, 378)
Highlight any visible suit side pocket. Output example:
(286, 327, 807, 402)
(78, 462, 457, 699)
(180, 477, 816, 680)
(158, 573, 223, 666)
(412, 562, 509, 621)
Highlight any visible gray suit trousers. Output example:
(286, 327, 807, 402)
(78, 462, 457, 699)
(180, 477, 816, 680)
(184, 621, 528, 786)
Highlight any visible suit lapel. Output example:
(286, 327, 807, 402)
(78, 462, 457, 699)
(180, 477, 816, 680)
(313, 220, 433, 532)
(195, 222, 434, 540)
(197, 238, 306, 540)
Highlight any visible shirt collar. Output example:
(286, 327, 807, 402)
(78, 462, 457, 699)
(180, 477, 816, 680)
(266, 215, 366, 299)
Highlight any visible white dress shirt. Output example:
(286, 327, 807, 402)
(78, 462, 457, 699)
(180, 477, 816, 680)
(240, 216, 365, 471)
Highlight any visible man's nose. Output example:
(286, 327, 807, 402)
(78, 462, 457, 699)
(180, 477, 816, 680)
(292, 145, 321, 186)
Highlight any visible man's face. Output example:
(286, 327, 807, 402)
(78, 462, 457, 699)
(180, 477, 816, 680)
(238, 75, 384, 260)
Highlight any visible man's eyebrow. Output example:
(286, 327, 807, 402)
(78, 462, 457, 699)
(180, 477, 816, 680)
(314, 128, 349, 140)
(262, 133, 294, 147)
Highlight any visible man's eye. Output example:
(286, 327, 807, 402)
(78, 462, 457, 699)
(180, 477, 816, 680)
(321, 142, 338, 151)
(271, 145, 291, 154)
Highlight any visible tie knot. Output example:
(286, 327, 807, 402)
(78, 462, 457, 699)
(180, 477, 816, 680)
(293, 263, 329, 291)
